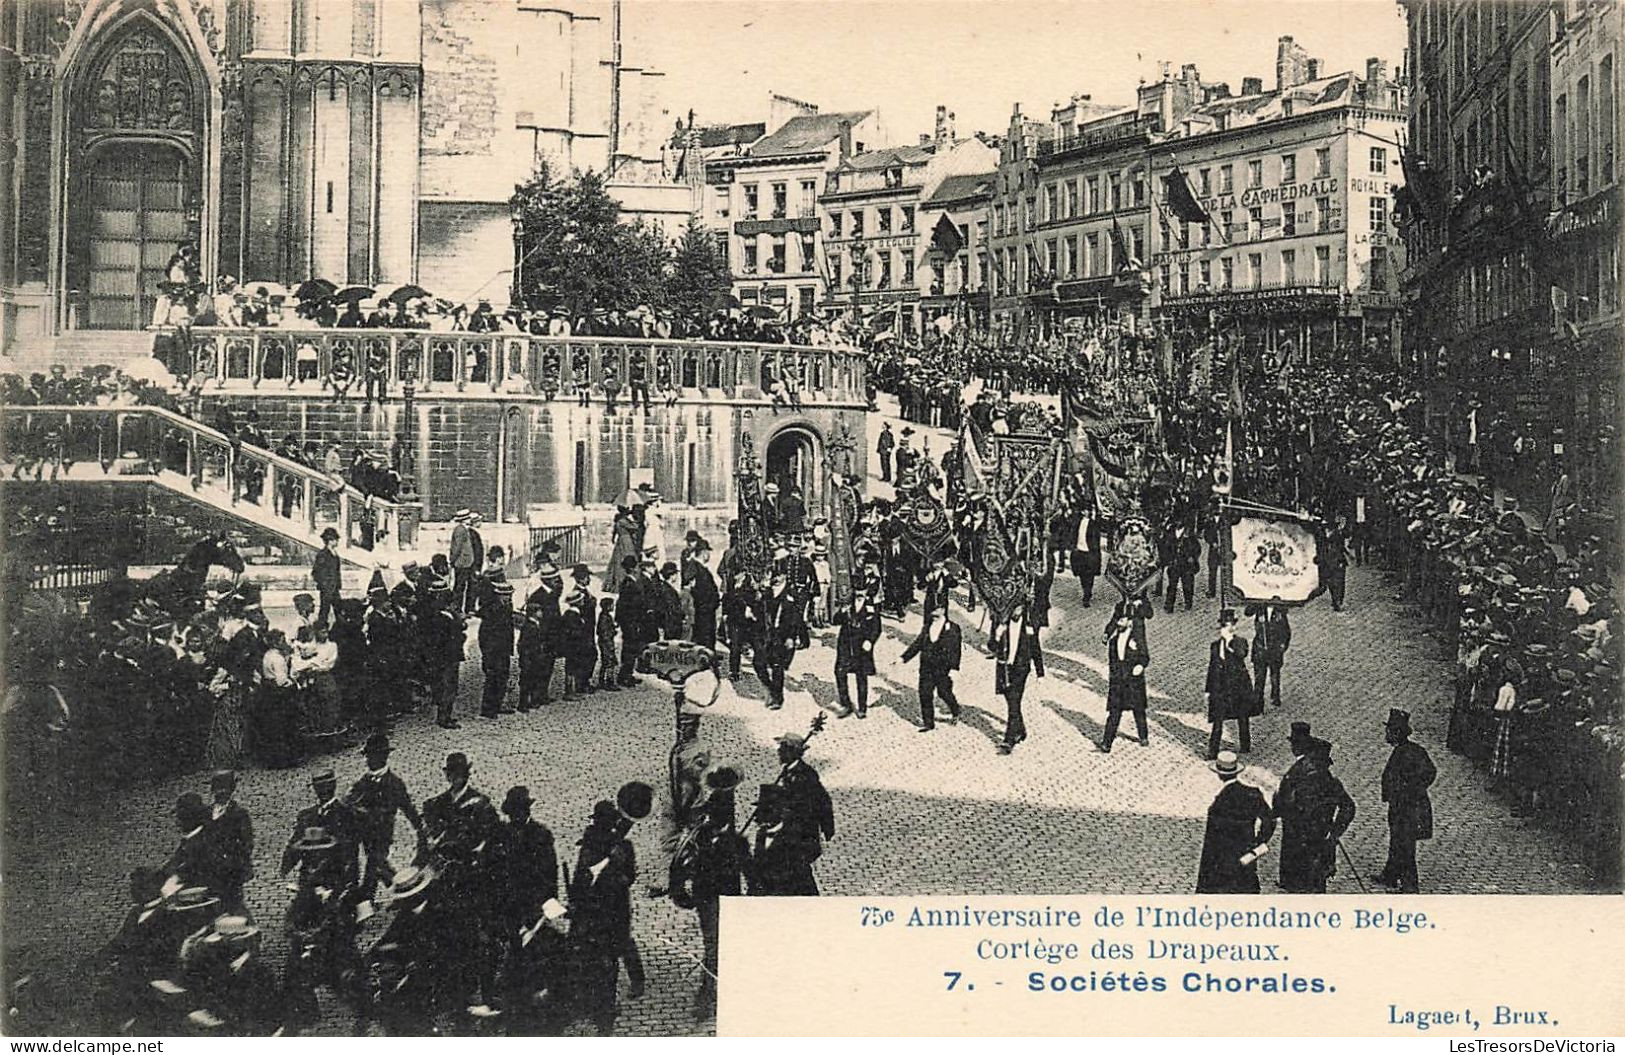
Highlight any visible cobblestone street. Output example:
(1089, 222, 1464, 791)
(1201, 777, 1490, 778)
(0, 404, 1598, 1038)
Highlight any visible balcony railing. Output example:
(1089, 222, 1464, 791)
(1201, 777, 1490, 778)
(172, 328, 869, 405)
(0, 403, 415, 553)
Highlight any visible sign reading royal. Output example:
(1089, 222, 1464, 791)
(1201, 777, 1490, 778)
(1225, 513, 1323, 606)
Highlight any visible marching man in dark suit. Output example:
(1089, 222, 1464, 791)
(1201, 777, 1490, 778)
(1162, 520, 1201, 612)
(754, 568, 804, 710)
(1099, 608, 1150, 751)
(1250, 602, 1292, 707)
(876, 422, 895, 483)
(345, 732, 423, 901)
(992, 602, 1043, 755)
(1375, 709, 1436, 893)
(1195, 751, 1276, 893)
(1068, 502, 1104, 607)
(831, 588, 881, 719)
(764, 733, 834, 894)
(900, 598, 963, 731)
(1272, 723, 1356, 892)
(1205, 608, 1260, 759)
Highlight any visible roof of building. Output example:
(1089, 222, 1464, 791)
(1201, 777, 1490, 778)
(689, 122, 766, 149)
(924, 171, 995, 205)
(843, 143, 936, 170)
(1167, 73, 1361, 140)
(750, 111, 873, 157)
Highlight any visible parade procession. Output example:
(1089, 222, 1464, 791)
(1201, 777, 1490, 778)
(0, 0, 1621, 1040)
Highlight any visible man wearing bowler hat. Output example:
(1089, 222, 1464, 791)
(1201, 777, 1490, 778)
(204, 770, 254, 912)
(1204, 608, 1260, 759)
(492, 786, 558, 946)
(345, 733, 424, 900)
(312, 527, 342, 627)
(1195, 752, 1276, 894)
(1273, 725, 1356, 893)
(281, 769, 362, 885)
(1376, 709, 1436, 893)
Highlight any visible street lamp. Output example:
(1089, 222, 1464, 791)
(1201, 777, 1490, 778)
(398, 357, 419, 498)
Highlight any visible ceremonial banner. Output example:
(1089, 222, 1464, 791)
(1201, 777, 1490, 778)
(1224, 509, 1323, 606)
(733, 434, 773, 583)
(959, 434, 1062, 624)
(1103, 513, 1162, 598)
(826, 473, 860, 611)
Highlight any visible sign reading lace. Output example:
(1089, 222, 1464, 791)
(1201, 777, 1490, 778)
(1226, 511, 1322, 606)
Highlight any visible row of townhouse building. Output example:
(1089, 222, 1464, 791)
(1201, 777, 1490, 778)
(1398, 0, 1619, 521)
(986, 40, 1409, 357)
(689, 39, 1408, 351)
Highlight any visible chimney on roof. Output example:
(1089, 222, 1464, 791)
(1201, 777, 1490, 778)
(1276, 35, 1311, 91)
(1160, 61, 1172, 81)
(1306, 58, 1322, 80)
(1242, 76, 1263, 96)
(919, 133, 931, 146)
(1366, 57, 1388, 87)
(838, 119, 853, 160)
(1181, 63, 1199, 83)
(934, 105, 947, 146)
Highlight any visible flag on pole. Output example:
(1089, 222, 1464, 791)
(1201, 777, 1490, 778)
(1163, 167, 1212, 225)
(930, 214, 965, 257)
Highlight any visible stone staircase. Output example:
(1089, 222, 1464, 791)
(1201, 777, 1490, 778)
(4, 329, 160, 374)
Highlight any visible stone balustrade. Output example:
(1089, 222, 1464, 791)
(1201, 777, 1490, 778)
(175, 328, 870, 405)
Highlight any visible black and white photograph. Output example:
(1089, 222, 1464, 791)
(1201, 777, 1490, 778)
(0, 0, 1620, 1038)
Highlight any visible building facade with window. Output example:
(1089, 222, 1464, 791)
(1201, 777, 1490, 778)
(917, 168, 995, 333)
(819, 123, 996, 335)
(698, 107, 882, 319)
(1547, 0, 1620, 511)
(1150, 54, 1408, 357)
(1398, 0, 1616, 517)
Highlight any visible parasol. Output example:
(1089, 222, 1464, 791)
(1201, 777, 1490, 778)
(120, 357, 177, 387)
(378, 283, 432, 307)
(293, 278, 337, 302)
(331, 285, 376, 304)
(615, 487, 648, 508)
(746, 304, 781, 320)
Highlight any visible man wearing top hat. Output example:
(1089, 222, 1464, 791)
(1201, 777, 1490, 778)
(831, 587, 883, 719)
(166, 792, 225, 896)
(1376, 709, 1436, 893)
(1099, 605, 1151, 751)
(476, 547, 517, 718)
(614, 555, 650, 687)
(755, 567, 804, 710)
(992, 602, 1043, 755)
(281, 769, 363, 886)
(363, 570, 412, 719)
(1196, 752, 1277, 894)
(1273, 725, 1356, 893)
(894, 427, 919, 483)
(683, 542, 720, 650)
(346, 733, 424, 900)
(900, 597, 962, 730)
(1204, 608, 1260, 759)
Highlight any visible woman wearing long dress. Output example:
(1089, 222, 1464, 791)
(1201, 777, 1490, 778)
(605, 506, 643, 588)
(643, 495, 667, 565)
(204, 604, 261, 770)
(254, 630, 302, 768)
(291, 625, 345, 746)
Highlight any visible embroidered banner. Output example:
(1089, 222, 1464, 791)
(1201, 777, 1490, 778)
(1224, 511, 1323, 606)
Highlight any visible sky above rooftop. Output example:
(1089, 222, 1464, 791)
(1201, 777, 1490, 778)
(622, 0, 1408, 144)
